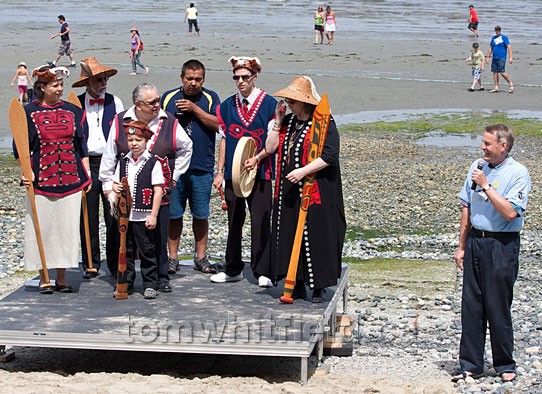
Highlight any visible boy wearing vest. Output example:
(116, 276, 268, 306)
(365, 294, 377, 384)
(112, 121, 164, 299)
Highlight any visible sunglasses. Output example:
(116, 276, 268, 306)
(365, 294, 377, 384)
(92, 76, 109, 83)
(233, 74, 253, 82)
(140, 97, 160, 106)
(285, 98, 297, 105)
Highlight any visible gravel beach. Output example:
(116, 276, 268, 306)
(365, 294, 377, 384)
(1, 1, 542, 392)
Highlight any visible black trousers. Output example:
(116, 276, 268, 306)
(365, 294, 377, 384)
(224, 178, 272, 277)
(126, 221, 159, 290)
(155, 204, 170, 284)
(459, 229, 520, 374)
(80, 155, 119, 274)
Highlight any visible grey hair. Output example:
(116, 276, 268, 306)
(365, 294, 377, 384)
(132, 83, 157, 104)
(485, 124, 515, 153)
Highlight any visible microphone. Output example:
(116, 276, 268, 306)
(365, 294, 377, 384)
(471, 159, 486, 190)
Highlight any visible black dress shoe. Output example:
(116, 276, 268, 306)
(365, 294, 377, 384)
(292, 280, 307, 300)
(158, 283, 172, 293)
(311, 288, 325, 303)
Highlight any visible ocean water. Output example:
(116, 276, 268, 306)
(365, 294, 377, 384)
(2, 0, 541, 42)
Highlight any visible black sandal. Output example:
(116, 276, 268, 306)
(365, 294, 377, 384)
(193, 257, 217, 274)
(39, 282, 54, 294)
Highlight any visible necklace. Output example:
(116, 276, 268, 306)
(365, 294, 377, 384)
(287, 116, 311, 165)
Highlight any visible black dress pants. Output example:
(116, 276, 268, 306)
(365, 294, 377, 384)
(459, 229, 520, 375)
(223, 178, 272, 277)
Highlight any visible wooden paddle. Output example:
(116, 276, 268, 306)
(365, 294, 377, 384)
(8, 98, 52, 287)
(114, 177, 132, 300)
(66, 91, 97, 275)
(280, 94, 331, 304)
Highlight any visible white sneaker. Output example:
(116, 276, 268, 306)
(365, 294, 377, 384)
(144, 288, 158, 299)
(145, 67, 149, 75)
(258, 276, 273, 288)
(210, 272, 243, 283)
(129, 72, 136, 76)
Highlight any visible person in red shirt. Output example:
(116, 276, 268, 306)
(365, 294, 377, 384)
(468, 5, 479, 37)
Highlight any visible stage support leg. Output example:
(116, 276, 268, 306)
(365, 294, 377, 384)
(300, 356, 308, 385)
(0, 345, 15, 362)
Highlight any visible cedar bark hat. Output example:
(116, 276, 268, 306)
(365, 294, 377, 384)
(72, 57, 118, 88)
(229, 56, 262, 74)
(273, 75, 321, 105)
(123, 120, 154, 140)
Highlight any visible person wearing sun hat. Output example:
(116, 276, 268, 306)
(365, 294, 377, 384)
(254, 75, 346, 303)
(129, 26, 149, 75)
(72, 57, 125, 278)
(210, 56, 277, 286)
(10, 61, 32, 104)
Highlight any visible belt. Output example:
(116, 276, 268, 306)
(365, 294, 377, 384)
(472, 228, 519, 239)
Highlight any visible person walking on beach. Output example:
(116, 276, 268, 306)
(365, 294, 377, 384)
(161, 59, 221, 275)
(184, 3, 200, 37)
(314, 6, 325, 44)
(112, 121, 163, 299)
(324, 6, 337, 45)
(99, 83, 192, 293)
(453, 124, 530, 383)
(468, 5, 479, 37)
(72, 57, 124, 278)
(10, 62, 32, 104)
(16, 64, 91, 294)
(129, 26, 149, 75)
(50, 15, 76, 68)
(465, 42, 484, 91)
(486, 26, 514, 93)
(210, 56, 276, 287)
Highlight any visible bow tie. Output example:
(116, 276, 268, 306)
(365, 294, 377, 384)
(89, 98, 105, 105)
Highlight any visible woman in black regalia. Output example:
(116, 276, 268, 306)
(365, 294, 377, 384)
(254, 75, 346, 303)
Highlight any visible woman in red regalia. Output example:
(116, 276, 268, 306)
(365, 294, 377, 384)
(15, 65, 91, 294)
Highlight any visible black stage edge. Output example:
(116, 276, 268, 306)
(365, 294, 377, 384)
(0, 263, 349, 384)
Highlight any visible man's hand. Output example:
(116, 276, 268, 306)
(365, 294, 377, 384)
(454, 248, 465, 270)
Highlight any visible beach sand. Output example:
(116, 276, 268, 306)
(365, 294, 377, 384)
(1, 19, 541, 394)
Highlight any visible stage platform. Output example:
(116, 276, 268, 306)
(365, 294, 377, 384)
(0, 263, 349, 384)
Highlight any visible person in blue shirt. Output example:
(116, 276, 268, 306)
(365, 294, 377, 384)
(486, 26, 514, 93)
(453, 124, 530, 384)
(161, 59, 221, 275)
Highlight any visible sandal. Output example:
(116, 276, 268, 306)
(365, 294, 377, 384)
(39, 282, 54, 294)
(193, 257, 217, 274)
(489, 89, 500, 93)
(168, 258, 179, 274)
(509, 85, 515, 94)
(451, 371, 484, 382)
(55, 283, 73, 293)
(500, 370, 517, 382)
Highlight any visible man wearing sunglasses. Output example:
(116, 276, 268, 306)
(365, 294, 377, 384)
(210, 56, 277, 287)
(72, 57, 124, 278)
(99, 83, 193, 293)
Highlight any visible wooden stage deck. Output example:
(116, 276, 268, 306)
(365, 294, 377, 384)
(0, 263, 349, 384)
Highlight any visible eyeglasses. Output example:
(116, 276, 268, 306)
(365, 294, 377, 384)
(232, 74, 253, 82)
(140, 97, 160, 106)
(92, 76, 109, 83)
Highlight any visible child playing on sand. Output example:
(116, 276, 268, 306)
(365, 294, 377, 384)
(465, 42, 485, 92)
(112, 120, 163, 299)
(10, 62, 32, 103)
